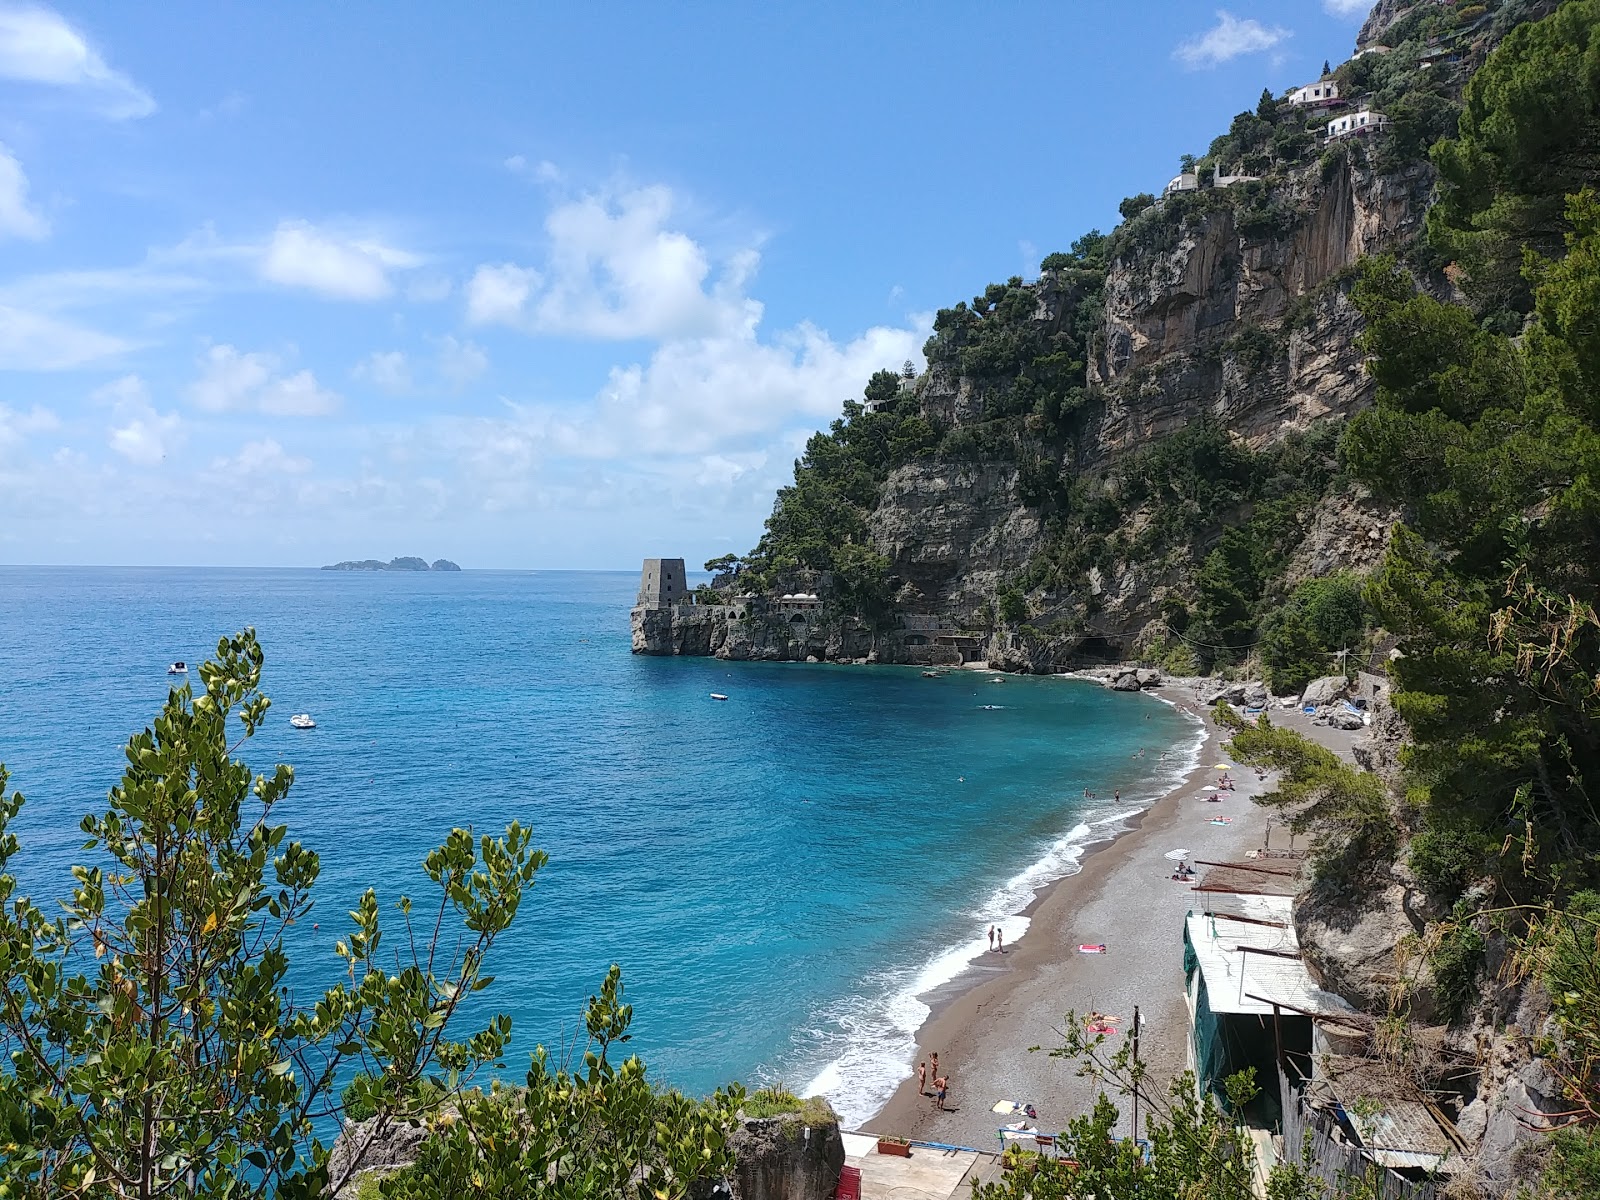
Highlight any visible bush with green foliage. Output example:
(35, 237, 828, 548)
(977, 1011, 1395, 1200)
(1216, 708, 1397, 890)
(374, 967, 742, 1200)
(1429, 0, 1600, 315)
(1260, 574, 1366, 695)
(0, 632, 545, 1199)
(1407, 825, 1488, 898)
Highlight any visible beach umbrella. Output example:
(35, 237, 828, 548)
(1201, 785, 1219, 791)
(1163, 848, 1189, 860)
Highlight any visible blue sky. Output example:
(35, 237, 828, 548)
(1, 1, 1374, 568)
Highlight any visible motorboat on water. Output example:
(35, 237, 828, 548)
(710, 693, 728, 701)
(167, 661, 187, 674)
(288, 713, 316, 730)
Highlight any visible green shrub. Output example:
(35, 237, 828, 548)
(742, 1086, 835, 1124)
(1408, 826, 1486, 896)
(1430, 906, 1486, 1023)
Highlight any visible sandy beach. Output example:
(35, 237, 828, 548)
(858, 680, 1360, 1151)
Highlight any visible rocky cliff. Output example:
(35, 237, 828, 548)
(638, 0, 1556, 677)
(875, 156, 1429, 649)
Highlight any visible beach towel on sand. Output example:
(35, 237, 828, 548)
(1078, 944, 1108, 953)
(992, 1101, 1038, 1118)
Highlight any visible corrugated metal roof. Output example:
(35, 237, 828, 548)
(1307, 1056, 1457, 1168)
(1196, 857, 1305, 896)
(1185, 897, 1357, 1018)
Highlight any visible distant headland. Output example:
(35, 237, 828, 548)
(321, 557, 461, 572)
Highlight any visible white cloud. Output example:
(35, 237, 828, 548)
(0, 401, 58, 446)
(260, 370, 340, 416)
(0, 304, 129, 368)
(0, 143, 47, 239)
(464, 184, 759, 340)
(355, 349, 412, 393)
(210, 438, 311, 476)
(434, 335, 487, 388)
(505, 155, 562, 184)
(466, 262, 539, 325)
(188, 344, 272, 411)
(187, 344, 340, 416)
(109, 411, 181, 465)
(98, 375, 183, 466)
(583, 320, 921, 456)
(1174, 11, 1291, 69)
(1324, 0, 1370, 15)
(259, 220, 421, 301)
(0, 263, 205, 311)
(0, 3, 155, 118)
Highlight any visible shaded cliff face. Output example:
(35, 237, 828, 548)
(861, 153, 1430, 651)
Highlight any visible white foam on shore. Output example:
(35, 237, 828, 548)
(800, 699, 1210, 1128)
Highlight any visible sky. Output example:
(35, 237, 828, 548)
(0, 1, 1377, 569)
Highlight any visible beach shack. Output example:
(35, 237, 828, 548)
(1182, 858, 1358, 1122)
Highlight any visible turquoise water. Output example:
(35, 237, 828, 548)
(0, 567, 1198, 1124)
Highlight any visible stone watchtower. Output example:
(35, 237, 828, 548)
(636, 558, 688, 609)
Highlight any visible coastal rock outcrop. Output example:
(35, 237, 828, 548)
(328, 1116, 431, 1197)
(722, 1111, 846, 1200)
(1299, 675, 1350, 707)
(322, 556, 462, 572)
(330, 1108, 846, 1200)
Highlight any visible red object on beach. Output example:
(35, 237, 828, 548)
(1077, 944, 1107, 953)
(834, 1165, 862, 1199)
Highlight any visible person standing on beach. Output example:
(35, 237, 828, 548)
(917, 1060, 927, 1095)
(930, 1052, 939, 1083)
(987, 925, 995, 951)
(996, 927, 1004, 953)
(1114, 790, 1120, 803)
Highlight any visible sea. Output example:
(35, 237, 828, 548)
(0, 566, 1201, 1127)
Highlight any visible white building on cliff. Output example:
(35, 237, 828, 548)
(1327, 110, 1390, 140)
(1289, 80, 1341, 107)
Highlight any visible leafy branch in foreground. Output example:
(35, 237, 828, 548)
(0, 629, 545, 1200)
(972, 1012, 1382, 1200)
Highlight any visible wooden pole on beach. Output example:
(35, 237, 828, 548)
(1131, 1004, 1141, 1141)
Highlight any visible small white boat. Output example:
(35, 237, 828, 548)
(288, 713, 316, 730)
(710, 693, 728, 701)
(167, 661, 187, 675)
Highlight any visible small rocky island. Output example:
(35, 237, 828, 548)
(321, 557, 461, 572)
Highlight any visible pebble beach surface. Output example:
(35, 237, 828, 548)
(861, 682, 1368, 1150)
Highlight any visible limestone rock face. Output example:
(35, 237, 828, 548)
(328, 1117, 431, 1196)
(724, 1115, 846, 1200)
(632, 604, 918, 666)
(867, 461, 1042, 624)
(1295, 874, 1434, 1020)
(1300, 675, 1350, 707)
(1110, 670, 1142, 691)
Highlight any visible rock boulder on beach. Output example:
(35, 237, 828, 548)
(1300, 675, 1350, 707)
